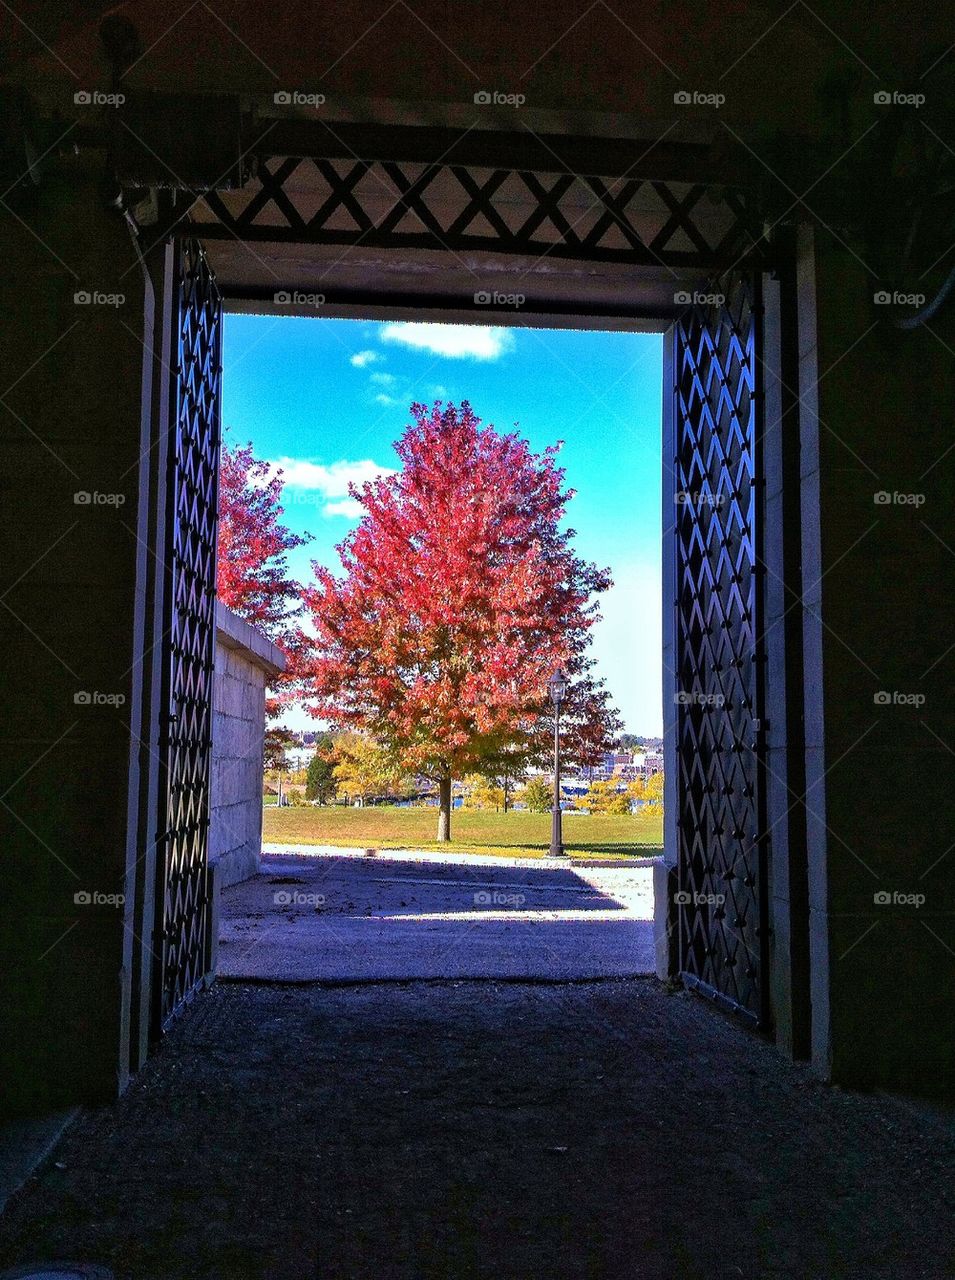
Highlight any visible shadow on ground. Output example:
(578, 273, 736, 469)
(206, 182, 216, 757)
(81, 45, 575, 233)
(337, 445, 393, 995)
(0, 980, 952, 1279)
(218, 852, 656, 980)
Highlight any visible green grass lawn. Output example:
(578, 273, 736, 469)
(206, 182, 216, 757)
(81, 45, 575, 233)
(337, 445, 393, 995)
(262, 804, 663, 860)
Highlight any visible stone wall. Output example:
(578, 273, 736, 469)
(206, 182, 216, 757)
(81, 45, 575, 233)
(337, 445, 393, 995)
(0, 171, 157, 1112)
(795, 228, 955, 1094)
(211, 604, 285, 888)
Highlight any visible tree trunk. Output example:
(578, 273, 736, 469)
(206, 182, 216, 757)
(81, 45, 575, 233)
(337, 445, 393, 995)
(503, 775, 510, 813)
(437, 773, 452, 842)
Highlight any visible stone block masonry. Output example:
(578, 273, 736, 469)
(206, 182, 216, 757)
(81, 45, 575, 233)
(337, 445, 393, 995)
(211, 603, 286, 887)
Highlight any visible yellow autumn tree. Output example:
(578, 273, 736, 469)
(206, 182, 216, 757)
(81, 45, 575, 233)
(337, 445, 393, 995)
(583, 780, 630, 814)
(627, 776, 646, 803)
(644, 771, 664, 812)
(463, 774, 506, 810)
(519, 776, 553, 812)
(332, 734, 409, 805)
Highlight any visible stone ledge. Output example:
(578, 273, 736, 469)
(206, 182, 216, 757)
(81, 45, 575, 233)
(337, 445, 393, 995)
(215, 601, 287, 677)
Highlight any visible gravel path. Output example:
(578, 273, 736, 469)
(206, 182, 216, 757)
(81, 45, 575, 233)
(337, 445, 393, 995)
(0, 980, 952, 1279)
(219, 852, 656, 980)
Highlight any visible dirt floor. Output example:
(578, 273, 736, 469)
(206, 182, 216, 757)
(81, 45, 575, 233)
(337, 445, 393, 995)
(0, 979, 953, 1280)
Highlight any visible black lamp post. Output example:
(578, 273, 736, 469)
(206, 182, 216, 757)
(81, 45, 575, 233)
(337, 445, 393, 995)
(549, 667, 568, 858)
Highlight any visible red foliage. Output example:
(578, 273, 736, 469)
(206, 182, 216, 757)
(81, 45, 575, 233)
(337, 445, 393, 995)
(217, 442, 314, 751)
(303, 401, 620, 782)
(217, 442, 311, 651)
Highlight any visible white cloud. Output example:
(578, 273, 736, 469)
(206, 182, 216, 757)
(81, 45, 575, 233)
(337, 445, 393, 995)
(374, 393, 399, 407)
(379, 322, 515, 361)
(267, 456, 396, 518)
(323, 498, 365, 519)
(370, 371, 396, 386)
(350, 350, 381, 368)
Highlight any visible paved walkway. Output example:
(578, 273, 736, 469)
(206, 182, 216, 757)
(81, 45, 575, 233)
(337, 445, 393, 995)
(219, 848, 657, 980)
(0, 980, 952, 1279)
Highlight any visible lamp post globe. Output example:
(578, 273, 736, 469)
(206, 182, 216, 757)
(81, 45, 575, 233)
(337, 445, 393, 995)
(549, 668, 568, 858)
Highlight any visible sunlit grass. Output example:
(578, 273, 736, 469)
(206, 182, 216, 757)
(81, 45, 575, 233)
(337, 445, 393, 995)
(263, 804, 662, 860)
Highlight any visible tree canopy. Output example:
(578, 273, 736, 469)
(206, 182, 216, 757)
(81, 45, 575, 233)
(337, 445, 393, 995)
(217, 440, 314, 763)
(303, 401, 620, 839)
(217, 441, 311, 649)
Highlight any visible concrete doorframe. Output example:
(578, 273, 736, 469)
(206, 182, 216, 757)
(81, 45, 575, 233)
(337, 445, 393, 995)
(0, 127, 817, 1110)
(216, 260, 804, 1052)
(141, 241, 809, 1080)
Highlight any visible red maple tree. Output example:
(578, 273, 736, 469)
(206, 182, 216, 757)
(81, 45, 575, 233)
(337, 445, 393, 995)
(303, 401, 620, 840)
(217, 443, 310, 642)
(217, 441, 312, 765)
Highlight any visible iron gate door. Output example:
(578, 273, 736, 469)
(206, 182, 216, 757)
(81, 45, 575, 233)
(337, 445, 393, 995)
(673, 274, 769, 1028)
(154, 238, 222, 1031)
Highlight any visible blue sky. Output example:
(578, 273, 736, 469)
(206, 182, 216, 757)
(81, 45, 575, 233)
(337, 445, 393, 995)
(222, 316, 663, 735)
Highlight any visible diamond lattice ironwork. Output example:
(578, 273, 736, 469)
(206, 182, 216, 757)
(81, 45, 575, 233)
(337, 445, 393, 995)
(673, 274, 769, 1027)
(190, 155, 759, 268)
(155, 238, 221, 1030)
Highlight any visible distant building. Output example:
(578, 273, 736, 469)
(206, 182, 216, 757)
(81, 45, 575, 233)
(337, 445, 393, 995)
(642, 751, 664, 779)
